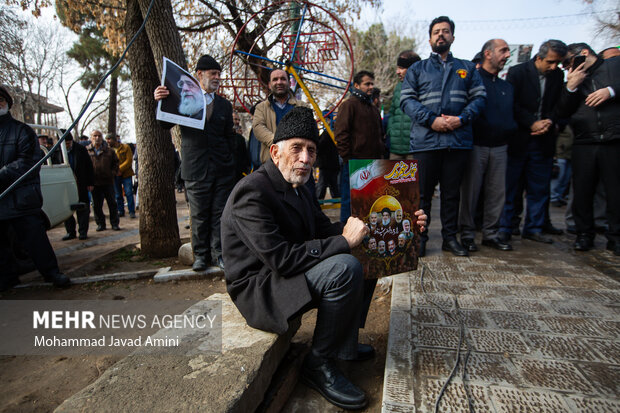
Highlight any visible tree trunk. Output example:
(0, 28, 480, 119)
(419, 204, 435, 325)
(125, 0, 180, 257)
(107, 73, 118, 135)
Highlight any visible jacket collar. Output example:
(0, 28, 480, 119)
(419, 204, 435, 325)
(587, 56, 604, 74)
(0, 113, 12, 124)
(430, 52, 454, 64)
(268, 91, 297, 106)
(263, 159, 314, 233)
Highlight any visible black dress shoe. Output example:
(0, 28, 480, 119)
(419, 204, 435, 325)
(0, 276, 20, 291)
(542, 224, 563, 235)
(482, 238, 513, 251)
(96, 225, 106, 232)
(523, 232, 553, 244)
(461, 238, 478, 252)
(301, 353, 368, 410)
(78, 234, 88, 240)
(442, 239, 468, 256)
(111, 225, 121, 231)
(45, 272, 71, 288)
(418, 239, 427, 257)
(573, 234, 594, 251)
(192, 256, 207, 272)
(62, 233, 76, 241)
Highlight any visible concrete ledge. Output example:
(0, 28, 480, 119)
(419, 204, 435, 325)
(55, 293, 300, 413)
(382, 272, 415, 412)
(153, 267, 223, 282)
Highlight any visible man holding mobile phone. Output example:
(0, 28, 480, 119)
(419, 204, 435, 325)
(557, 43, 620, 255)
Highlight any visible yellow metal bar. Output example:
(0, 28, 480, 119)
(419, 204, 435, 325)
(286, 64, 336, 145)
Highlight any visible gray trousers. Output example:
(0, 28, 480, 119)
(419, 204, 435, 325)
(459, 145, 507, 240)
(185, 174, 234, 262)
(304, 254, 364, 360)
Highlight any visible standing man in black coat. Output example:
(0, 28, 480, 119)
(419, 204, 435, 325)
(499, 39, 567, 244)
(154, 55, 235, 271)
(557, 43, 620, 254)
(0, 85, 70, 290)
(222, 107, 425, 410)
(62, 131, 94, 240)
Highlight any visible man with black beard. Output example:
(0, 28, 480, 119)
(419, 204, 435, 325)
(253, 68, 307, 165)
(400, 16, 486, 257)
(177, 74, 204, 118)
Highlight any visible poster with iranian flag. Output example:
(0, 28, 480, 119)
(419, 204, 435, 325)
(349, 159, 420, 279)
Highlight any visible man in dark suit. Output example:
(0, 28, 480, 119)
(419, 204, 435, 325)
(221, 107, 427, 410)
(62, 131, 94, 240)
(154, 55, 235, 271)
(499, 40, 567, 244)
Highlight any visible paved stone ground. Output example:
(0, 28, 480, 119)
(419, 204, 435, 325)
(383, 203, 620, 412)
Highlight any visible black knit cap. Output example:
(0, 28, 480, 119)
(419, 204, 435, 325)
(273, 106, 319, 146)
(195, 55, 222, 72)
(0, 85, 13, 109)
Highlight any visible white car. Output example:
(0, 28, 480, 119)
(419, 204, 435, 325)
(29, 124, 82, 228)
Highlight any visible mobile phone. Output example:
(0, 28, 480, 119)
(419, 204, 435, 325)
(572, 55, 586, 70)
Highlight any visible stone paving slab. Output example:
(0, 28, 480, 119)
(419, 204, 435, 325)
(383, 229, 620, 412)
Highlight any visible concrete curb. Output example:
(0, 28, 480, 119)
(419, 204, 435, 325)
(55, 293, 300, 413)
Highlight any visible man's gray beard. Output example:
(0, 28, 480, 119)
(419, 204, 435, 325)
(0, 107, 8, 116)
(178, 97, 203, 116)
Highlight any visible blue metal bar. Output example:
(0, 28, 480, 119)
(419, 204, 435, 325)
(290, 3, 308, 64)
(303, 76, 346, 90)
(234, 50, 349, 84)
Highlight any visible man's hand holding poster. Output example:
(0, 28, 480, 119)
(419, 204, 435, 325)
(349, 159, 420, 278)
(156, 57, 206, 130)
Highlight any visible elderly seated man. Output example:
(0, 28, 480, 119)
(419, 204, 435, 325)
(221, 107, 426, 410)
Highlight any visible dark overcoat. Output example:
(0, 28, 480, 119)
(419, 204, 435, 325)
(221, 160, 348, 334)
(0, 113, 44, 220)
(506, 58, 564, 157)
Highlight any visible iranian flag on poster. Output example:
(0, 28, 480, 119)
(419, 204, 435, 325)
(349, 159, 420, 279)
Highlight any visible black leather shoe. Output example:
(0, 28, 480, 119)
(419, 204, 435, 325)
(461, 238, 478, 252)
(78, 234, 88, 240)
(62, 233, 76, 241)
(96, 225, 106, 232)
(511, 228, 521, 236)
(418, 239, 427, 257)
(0, 276, 20, 291)
(111, 225, 121, 231)
(192, 256, 207, 272)
(542, 224, 563, 235)
(216, 256, 225, 270)
(442, 239, 468, 256)
(301, 353, 368, 410)
(482, 238, 513, 251)
(573, 234, 594, 251)
(45, 272, 71, 288)
(523, 232, 553, 244)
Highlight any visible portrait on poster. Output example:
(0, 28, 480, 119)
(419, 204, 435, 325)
(349, 159, 420, 279)
(156, 57, 206, 130)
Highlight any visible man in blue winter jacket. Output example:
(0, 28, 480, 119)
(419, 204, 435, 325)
(400, 16, 486, 257)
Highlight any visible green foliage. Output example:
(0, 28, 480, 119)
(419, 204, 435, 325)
(352, 22, 417, 108)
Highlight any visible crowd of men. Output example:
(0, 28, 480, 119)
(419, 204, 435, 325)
(1, 12, 618, 410)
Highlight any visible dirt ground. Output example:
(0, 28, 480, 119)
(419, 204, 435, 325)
(0, 195, 391, 413)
